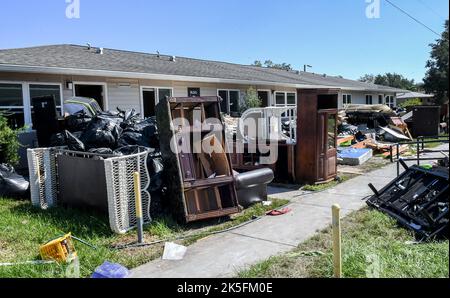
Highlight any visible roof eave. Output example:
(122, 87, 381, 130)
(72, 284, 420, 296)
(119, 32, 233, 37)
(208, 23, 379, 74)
(0, 63, 343, 90)
(0, 64, 401, 93)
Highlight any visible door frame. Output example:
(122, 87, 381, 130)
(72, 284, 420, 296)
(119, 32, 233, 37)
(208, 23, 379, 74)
(72, 81, 108, 111)
(140, 86, 174, 117)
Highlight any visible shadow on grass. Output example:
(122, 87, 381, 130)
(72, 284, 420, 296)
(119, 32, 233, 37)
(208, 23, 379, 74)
(8, 200, 113, 240)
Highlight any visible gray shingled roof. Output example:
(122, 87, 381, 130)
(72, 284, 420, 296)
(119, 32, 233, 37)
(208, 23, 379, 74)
(0, 44, 404, 92)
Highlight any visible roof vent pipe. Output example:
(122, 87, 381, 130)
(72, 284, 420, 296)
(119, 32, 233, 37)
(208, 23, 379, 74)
(98, 47, 104, 55)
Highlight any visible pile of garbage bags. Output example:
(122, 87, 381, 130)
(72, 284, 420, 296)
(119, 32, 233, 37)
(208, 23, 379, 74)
(50, 108, 164, 215)
(0, 163, 29, 198)
(51, 109, 159, 153)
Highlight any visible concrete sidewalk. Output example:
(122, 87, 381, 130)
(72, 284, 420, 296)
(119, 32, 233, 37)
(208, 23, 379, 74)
(130, 145, 448, 278)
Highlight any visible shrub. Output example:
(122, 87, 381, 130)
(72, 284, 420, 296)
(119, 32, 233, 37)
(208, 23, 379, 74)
(0, 114, 21, 165)
(398, 98, 423, 109)
(240, 87, 262, 113)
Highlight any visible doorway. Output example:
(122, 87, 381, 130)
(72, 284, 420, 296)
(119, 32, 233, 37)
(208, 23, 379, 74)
(141, 87, 173, 118)
(142, 88, 157, 117)
(74, 84, 105, 110)
(257, 91, 270, 107)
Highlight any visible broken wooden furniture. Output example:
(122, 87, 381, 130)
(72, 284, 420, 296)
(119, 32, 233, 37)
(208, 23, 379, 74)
(404, 106, 441, 138)
(229, 106, 297, 182)
(367, 162, 449, 241)
(156, 96, 241, 223)
(296, 89, 339, 184)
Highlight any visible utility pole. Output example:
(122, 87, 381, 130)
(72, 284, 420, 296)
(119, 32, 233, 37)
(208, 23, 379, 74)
(303, 64, 312, 72)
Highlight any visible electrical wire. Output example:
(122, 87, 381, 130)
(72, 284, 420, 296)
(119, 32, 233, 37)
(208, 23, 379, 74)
(113, 201, 293, 250)
(383, 0, 441, 37)
(415, 0, 447, 20)
(113, 180, 375, 250)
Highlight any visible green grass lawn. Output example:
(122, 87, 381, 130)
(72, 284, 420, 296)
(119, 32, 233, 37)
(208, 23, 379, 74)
(238, 208, 449, 278)
(302, 173, 355, 192)
(0, 197, 288, 278)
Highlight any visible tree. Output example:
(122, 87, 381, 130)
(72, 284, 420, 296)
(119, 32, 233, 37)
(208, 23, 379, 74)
(253, 60, 263, 67)
(240, 87, 262, 113)
(423, 20, 449, 105)
(358, 74, 375, 83)
(252, 59, 293, 71)
(359, 73, 417, 91)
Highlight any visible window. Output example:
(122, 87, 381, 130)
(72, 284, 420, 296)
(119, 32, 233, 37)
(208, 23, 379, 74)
(365, 95, 373, 105)
(385, 95, 395, 108)
(0, 83, 25, 129)
(378, 95, 384, 104)
(328, 114, 337, 149)
(343, 94, 352, 105)
(274, 92, 296, 107)
(158, 88, 172, 102)
(218, 89, 240, 115)
(188, 88, 200, 97)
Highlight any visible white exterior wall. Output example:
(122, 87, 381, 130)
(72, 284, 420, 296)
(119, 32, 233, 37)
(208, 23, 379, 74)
(338, 90, 397, 109)
(1, 71, 399, 127)
(107, 82, 141, 113)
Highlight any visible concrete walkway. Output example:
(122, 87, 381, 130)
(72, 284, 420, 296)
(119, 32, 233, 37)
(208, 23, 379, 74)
(130, 144, 448, 278)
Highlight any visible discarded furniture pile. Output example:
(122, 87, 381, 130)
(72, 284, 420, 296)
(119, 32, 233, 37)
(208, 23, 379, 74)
(367, 161, 449, 241)
(226, 106, 297, 182)
(223, 89, 342, 185)
(403, 106, 441, 138)
(25, 95, 274, 233)
(337, 104, 414, 165)
(156, 96, 274, 222)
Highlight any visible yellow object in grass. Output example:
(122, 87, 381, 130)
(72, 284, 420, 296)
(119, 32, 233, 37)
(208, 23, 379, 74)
(39, 233, 78, 263)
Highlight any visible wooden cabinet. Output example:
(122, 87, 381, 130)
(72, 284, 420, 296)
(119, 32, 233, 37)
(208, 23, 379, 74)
(156, 96, 241, 223)
(296, 89, 338, 184)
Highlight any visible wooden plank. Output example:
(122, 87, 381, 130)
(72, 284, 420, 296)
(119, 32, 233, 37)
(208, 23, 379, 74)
(337, 135, 354, 146)
(183, 176, 234, 189)
(185, 206, 241, 222)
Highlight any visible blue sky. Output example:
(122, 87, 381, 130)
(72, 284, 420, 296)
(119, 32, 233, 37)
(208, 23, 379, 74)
(0, 0, 448, 82)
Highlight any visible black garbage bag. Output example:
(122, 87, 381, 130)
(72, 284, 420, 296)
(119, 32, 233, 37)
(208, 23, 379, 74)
(50, 131, 85, 151)
(117, 131, 151, 148)
(80, 116, 122, 150)
(148, 153, 164, 192)
(88, 148, 114, 155)
(66, 111, 92, 132)
(64, 130, 85, 151)
(119, 108, 141, 129)
(119, 117, 159, 148)
(50, 133, 66, 147)
(0, 164, 29, 198)
(147, 151, 165, 217)
(97, 111, 124, 125)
